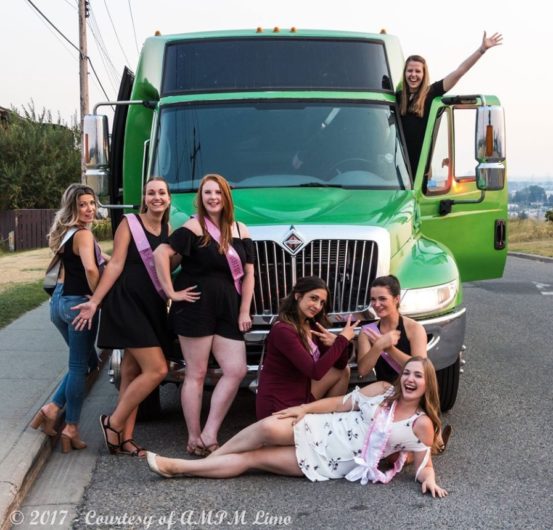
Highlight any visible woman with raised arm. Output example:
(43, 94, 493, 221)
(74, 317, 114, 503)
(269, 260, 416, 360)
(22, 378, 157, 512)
(72, 177, 173, 457)
(399, 31, 502, 174)
(256, 276, 357, 420)
(31, 184, 103, 453)
(146, 356, 448, 498)
(154, 174, 255, 457)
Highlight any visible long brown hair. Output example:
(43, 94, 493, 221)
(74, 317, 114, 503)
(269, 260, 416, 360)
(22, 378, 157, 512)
(399, 55, 430, 118)
(195, 174, 235, 254)
(140, 176, 171, 225)
(277, 276, 331, 352)
(47, 183, 98, 252)
(385, 356, 442, 453)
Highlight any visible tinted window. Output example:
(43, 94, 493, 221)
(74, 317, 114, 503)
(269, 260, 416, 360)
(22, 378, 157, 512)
(163, 38, 391, 94)
(150, 101, 411, 191)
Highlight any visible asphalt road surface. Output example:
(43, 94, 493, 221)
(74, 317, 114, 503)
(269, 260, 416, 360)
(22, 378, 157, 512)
(21, 256, 553, 530)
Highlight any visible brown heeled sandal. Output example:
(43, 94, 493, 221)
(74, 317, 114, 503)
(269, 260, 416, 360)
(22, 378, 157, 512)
(99, 415, 121, 454)
(119, 439, 146, 458)
(30, 408, 57, 437)
(60, 433, 87, 453)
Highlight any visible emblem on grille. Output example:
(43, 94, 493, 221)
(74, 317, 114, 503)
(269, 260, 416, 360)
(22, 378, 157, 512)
(282, 227, 305, 255)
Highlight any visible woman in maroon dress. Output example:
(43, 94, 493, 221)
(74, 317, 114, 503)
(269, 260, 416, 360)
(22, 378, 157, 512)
(256, 276, 358, 420)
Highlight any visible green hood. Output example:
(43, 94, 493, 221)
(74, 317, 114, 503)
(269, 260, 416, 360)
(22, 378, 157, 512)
(171, 187, 416, 254)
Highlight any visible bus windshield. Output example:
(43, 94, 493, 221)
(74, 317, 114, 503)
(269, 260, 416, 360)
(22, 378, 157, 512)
(151, 101, 411, 191)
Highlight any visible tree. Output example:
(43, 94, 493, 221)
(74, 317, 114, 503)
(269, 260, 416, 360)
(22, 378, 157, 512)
(511, 185, 547, 205)
(0, 103, 81, 210)
(545, 210, 553, 223)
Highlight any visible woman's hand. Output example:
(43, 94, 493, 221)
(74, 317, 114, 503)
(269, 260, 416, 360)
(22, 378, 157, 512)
(481, 31, 503, 52)
(338, 314, 361, 341)
(311, 323, 337, 347)
(421, 478, 448, 498)
(71, 299, 98, 330)
(273, 405, 306, 425)
(171, 285, 201, 303)
(364, 327, 400, 350)
(238, 311, 252, 332)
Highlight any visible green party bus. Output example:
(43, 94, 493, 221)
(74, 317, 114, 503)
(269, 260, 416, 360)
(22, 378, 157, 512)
(83, 28, 507, 413)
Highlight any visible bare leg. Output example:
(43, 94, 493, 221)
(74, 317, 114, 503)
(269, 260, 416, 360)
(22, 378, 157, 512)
(153, 446, 303, 478)
(200, 335, 247, 448)
(179, 335, 212, 450)
(118, 351, 141, 444)
(107, 347, 167, 440)
(311, 365, 350, 400)
(211, 416, 295, 457)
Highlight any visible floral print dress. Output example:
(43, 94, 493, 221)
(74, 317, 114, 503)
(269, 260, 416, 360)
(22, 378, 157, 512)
(293, 388, 430, 482)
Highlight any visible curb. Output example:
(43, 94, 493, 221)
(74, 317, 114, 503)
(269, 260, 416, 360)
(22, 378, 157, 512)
(508, 251, 553, 263)
(0, 350, 110, 530)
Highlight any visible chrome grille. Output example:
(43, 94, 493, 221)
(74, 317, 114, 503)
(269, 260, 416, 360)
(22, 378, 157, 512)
(252, 239, 378, 316)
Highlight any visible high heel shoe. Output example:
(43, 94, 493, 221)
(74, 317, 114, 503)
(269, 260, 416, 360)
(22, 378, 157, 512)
(60, 433, 87, 453)
(30, 408, 57, 437)
(99, 415, 121, 454)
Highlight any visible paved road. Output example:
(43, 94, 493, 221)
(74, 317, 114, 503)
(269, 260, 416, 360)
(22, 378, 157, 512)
(19, 256, 553, 530)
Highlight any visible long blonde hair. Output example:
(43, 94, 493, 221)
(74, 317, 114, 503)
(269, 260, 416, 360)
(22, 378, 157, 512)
(140, 176, 171, 225)
(399, 55, 430, 118)
(47, 183, 98, 252)
(385, 356, 442, 453)
(195, 174, 235, 254)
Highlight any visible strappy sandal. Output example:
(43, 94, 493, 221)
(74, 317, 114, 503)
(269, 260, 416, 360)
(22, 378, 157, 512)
(438, 424, 452, 454)
(99, 415, 121, 454)
(119, 439, 146, 458)
(187, 440, 208, 457)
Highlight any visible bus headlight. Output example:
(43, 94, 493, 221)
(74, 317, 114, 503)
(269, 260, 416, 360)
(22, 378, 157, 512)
(399, 280, 458, 317)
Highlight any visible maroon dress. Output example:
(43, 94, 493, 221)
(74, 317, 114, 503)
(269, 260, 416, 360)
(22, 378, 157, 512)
(255, 321, 350, 419)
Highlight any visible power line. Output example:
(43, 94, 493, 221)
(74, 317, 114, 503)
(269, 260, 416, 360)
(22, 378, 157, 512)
(127, 0, 140, 55)
(103, 0, 131, 65)
(23, 0, 112, 102)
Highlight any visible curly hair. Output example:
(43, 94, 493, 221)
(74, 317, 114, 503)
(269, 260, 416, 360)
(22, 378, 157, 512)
(47, 183, 98, 252)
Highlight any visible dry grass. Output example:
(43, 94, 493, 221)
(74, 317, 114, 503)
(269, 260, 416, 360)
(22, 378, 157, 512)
(508, 219, 553, 257)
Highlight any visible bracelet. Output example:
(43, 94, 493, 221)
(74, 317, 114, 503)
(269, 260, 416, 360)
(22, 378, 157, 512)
(479, 46, 486, 54)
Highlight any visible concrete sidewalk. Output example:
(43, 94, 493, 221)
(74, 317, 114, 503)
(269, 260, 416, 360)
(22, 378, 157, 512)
(0, 302, 82, 529)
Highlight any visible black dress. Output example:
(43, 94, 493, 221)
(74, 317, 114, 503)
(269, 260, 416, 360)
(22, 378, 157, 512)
(375, 316, 412, 383)
(97, 217, 172, 355)
(168, 226, 255, 341)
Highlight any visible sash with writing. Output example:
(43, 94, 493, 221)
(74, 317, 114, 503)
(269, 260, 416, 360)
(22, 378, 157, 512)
(200, 216, 244, 295)
(125, 214, 167, 300)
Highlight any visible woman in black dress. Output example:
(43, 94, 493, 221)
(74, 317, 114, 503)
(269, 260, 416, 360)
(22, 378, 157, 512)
(73, 177, 172, 456)
(155, 174, 255, 456)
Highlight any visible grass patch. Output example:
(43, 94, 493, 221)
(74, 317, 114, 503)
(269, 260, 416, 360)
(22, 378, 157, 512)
(0, 280, 48, 329)
(508, 219, 553, 257)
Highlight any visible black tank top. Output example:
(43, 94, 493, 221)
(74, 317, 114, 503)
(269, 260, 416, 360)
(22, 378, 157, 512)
(61, 231, 93, 295)
(375, 316, 411, 383)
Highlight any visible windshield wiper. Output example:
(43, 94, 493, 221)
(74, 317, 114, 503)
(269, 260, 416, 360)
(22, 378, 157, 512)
(299, 182, 344, 188)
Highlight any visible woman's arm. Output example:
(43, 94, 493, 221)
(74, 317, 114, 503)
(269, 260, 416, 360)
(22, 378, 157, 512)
(237, 222, 254, 333)
(72, 219, 131, 328)
(385, 318, 427, 363)
(73, 229, 100, 292)
(412, 416, 448, 498)
(275, 380, 390, 423)
(443, 31, 503, 92)
(154, 243, 180, 300)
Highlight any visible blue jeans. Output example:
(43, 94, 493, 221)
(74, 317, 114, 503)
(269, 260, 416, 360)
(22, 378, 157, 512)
(50, 283, 99, 424)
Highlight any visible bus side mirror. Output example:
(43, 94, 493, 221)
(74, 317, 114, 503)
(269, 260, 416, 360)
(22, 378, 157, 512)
(83, 114, 110, 196)
(475, 106, 506, 191)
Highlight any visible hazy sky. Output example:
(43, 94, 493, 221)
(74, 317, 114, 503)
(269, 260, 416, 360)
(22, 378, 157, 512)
(2, 0, 548, 179)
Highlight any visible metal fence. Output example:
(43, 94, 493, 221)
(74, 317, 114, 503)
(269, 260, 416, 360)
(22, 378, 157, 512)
(0, 209, 55, 251)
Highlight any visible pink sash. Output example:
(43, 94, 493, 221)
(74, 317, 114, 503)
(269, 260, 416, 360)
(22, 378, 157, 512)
(125, 214, 167, 300)
(345, 401, 406, 484)
(200, 216, 244, 295)
(361, 323, 403, 374)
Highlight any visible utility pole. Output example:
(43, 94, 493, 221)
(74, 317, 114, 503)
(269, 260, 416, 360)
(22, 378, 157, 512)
(78, 0, 90, 181)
